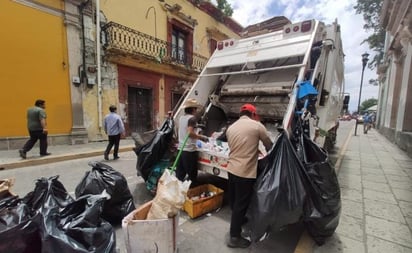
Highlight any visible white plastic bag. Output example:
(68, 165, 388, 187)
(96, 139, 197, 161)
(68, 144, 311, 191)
(147, 170, 191, 219)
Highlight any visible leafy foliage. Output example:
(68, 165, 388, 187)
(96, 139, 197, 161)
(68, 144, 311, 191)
(360, 98, 378, 111)
(216, 0, 233, 16)
(354, 0, 385, 69)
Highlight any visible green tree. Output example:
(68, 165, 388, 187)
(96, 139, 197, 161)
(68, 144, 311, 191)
(216, 0, 233, 16)
(360, 98, 378, 112)
(354, 0, 385, 69)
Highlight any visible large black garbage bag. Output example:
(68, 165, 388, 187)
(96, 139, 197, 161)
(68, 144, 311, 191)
(298, 133, 341, 245)
(41, 194, 116, 253)
(248, 132, 307, 241)
(23, 176, 74, 211)
(135, 117, 174, 181)
(75, 162, 135, 224)
(0, 196, 41, 253)
(22, 176, 116, 253)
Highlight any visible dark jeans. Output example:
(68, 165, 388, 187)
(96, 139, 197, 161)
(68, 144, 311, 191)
(105, 134, 121, 157)
(228, 173, 256, 237)
(176, 151, 198, 183)
(22, 130, 48, 154)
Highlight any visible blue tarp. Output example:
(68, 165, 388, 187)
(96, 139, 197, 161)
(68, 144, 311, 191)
(297, 81, 318, 99)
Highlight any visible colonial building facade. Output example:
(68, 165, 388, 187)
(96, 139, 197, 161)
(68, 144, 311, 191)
(0, 0, 242, 149)
(379, 0, 412, 157)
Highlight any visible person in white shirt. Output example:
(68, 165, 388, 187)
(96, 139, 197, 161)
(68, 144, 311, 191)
(177, 99, 208, 185)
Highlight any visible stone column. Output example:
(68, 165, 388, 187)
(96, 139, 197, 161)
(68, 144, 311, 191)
(65, 0, 88, 144)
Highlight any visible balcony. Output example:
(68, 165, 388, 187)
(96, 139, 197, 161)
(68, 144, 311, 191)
(102, 22, 208, 72)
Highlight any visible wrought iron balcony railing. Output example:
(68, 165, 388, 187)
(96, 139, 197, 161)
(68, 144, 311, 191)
(102, 22, 208, 72)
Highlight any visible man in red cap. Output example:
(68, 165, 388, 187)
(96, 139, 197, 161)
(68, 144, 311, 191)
(225, 103, 273, 248)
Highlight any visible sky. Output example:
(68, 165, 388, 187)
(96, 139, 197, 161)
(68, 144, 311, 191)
(213, 0, 379, 113)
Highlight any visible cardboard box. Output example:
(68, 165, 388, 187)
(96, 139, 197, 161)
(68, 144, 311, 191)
(122, 201, 178, 253)
(183, 184, 224, 219)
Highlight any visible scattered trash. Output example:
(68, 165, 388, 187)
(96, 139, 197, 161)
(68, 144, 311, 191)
(183, 184, 224, 219)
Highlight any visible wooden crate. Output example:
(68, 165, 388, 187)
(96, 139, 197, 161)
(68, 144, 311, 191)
(183, 184, 224, 219)
(122, 201, 178, 253)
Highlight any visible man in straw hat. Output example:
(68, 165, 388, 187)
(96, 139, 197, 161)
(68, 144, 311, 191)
(177, 98, 209, 185)
(225, 103, 273, 248)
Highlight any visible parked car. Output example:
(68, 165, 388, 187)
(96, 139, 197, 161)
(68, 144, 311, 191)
(357, 115, 363, 123)
(340, 114, 352, 121)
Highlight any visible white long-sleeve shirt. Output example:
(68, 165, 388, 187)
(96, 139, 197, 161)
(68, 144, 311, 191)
(104, 112, 125, 136)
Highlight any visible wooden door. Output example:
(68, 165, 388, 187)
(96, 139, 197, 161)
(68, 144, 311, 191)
(128, 87, 153, 133)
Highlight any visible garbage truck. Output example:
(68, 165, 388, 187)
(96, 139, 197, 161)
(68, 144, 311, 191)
(173, 19, 346, 179)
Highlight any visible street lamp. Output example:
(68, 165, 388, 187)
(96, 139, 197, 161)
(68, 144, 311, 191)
(354, 52, 369, 136)
(145, 6, 157, 39)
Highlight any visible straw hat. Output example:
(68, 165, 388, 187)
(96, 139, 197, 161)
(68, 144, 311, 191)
(182, 98, 202, 109)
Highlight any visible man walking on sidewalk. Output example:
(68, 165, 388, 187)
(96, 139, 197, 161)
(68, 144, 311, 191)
(104, 105, 125, 160)
(19, 99, 51, 159)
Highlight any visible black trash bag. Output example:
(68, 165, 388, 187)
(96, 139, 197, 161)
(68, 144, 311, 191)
(0, 196, 41, 253)
(248, 131, 307, 241)
(22, 176, 116, 253)
(134, 117, 174, 181)
(41, 194, 116, 253)
(23, 176, 74, 212)
(297, 132, 341, 245)
(75, 161, 135, 224)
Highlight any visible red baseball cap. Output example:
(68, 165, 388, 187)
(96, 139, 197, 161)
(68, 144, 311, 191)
(240, 103, 256, 113)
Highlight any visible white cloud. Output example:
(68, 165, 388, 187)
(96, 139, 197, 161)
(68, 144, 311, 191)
(222, 0, 379, 112)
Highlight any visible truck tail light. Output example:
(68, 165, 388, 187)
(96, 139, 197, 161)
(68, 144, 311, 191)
(301, 20, 312, 33)
(217, 41, 224, 50)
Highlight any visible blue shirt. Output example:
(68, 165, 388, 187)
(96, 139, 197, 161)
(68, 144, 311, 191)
(363, 113, 371, 123)
(104, 112, 125, 136)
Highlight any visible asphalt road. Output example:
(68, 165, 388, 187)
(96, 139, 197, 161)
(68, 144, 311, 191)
(0, 121, 354, 253)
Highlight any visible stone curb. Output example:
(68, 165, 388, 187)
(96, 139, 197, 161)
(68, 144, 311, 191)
(0, 146, 135, 171)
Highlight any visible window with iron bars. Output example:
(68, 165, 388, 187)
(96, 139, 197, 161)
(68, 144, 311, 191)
(172, 28, 187, 64)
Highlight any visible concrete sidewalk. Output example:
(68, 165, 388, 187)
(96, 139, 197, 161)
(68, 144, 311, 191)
(308, 126, 412, 253)
(0, 138, 136, 170)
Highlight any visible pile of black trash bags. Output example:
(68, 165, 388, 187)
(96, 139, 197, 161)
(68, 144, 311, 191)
(0, 162, 135, 253)
(248, 120, 341, 245)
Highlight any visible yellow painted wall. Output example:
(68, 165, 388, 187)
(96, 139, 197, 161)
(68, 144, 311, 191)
(100, 0, 240, 57)
(0, 0, 72, 137)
